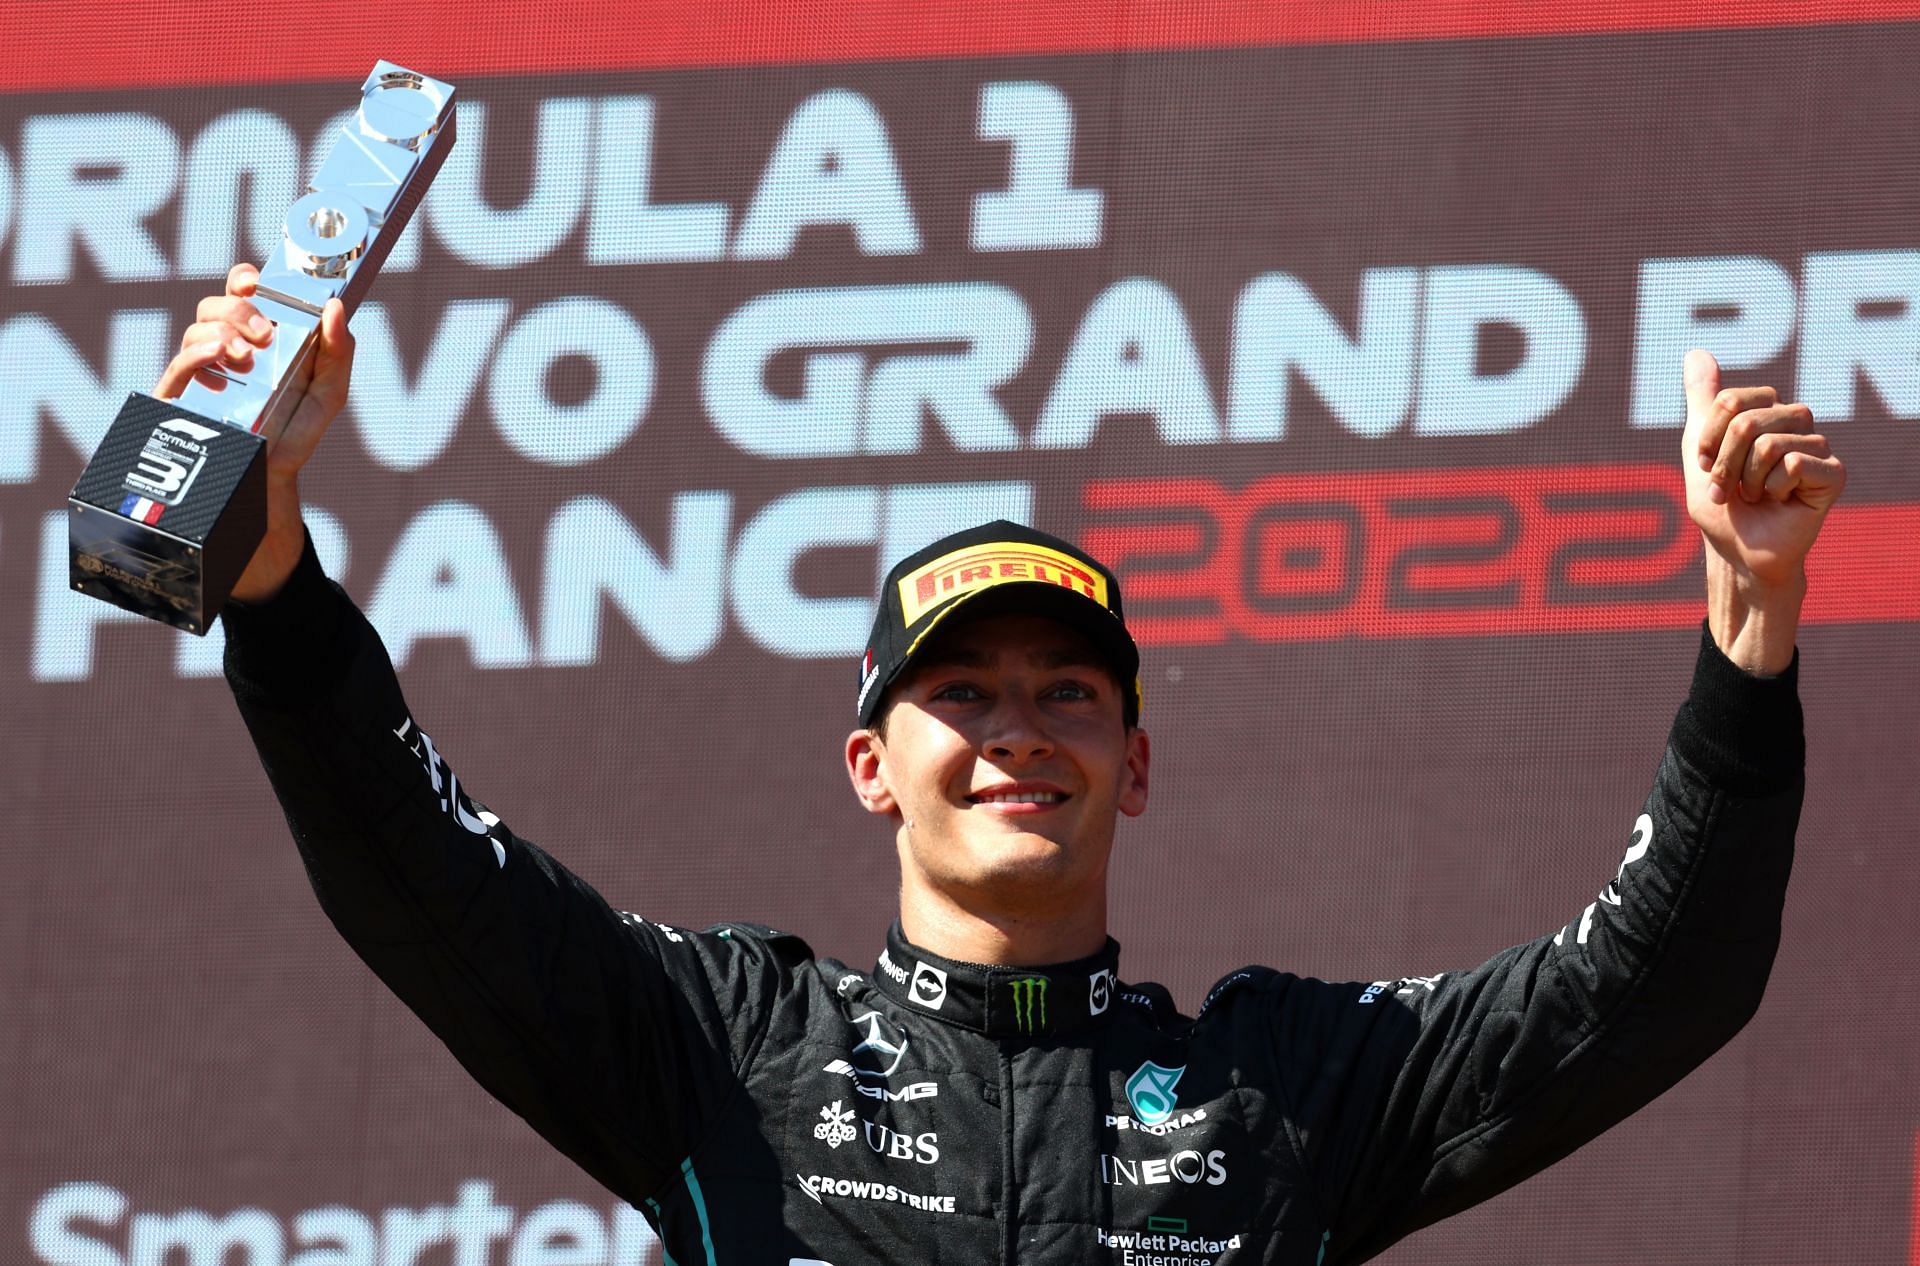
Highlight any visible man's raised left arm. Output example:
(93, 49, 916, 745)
(1278, 350, 1844, 1262)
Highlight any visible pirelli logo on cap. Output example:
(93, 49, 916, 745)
(897, 542, 1109, 627)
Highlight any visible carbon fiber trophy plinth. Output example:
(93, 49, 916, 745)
(68, 62, 456, 633)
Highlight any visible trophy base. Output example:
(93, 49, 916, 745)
(68, 392, 269, 635)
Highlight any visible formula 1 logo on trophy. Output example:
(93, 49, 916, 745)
(67, 61, 457, 633)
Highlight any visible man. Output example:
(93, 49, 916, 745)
(169, 263, 1843, 1264)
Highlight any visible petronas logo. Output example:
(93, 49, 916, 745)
(1009, 976, 1049, 1034)
(1125, 1061, 1184, 1126)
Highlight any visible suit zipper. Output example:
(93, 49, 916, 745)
(1000, 1045, 1017, 1266)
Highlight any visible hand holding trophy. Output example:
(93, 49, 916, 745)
(67, 62, 456, 634)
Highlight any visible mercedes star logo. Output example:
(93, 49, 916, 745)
(849, 1011, 908, 1077)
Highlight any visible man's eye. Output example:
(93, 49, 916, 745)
(931, 683, 984, 702)
(1048, 681, 1095, 701)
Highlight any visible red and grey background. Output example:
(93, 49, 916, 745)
(2, 4, 1917, 1264)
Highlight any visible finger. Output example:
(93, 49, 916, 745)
(307, 298, 355, 410)
(1775, 451, 1847, 512)
(1710, 401, 1810, 502)
(1741, 428, 1828, 503)
(1697, 384, 1781, 477)
(1682, 348, 1721, 428)
(226, 262, 259, 297)
(196, 294, 276, 345)
(1683, 350, 1720, 470)
(179, 318, 258, 369)
(318, 297, 353, 365)
(154, 337, 231, 398)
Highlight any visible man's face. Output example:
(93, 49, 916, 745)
(845, 612, 1150, 914)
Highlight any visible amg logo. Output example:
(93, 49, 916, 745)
(822, 1060, 938, 1102)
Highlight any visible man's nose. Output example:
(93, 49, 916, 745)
(984, 695, 1054, 761)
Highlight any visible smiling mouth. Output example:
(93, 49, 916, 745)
(968, 791, 1067, 805)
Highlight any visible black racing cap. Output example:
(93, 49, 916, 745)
(857, 521, 1142, 729)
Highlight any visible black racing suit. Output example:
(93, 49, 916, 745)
(223, 539, 1803, 1266)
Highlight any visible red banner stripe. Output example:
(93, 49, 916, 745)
(6, 1, 1920, 93)
(1805, 503, 1920, 626)
(1083, 465, 1920, 647)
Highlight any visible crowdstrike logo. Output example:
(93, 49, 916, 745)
(908, 962, 949, 1011)
(796, 1175, 957, 1214)
(1009, 976, 1048, 1033)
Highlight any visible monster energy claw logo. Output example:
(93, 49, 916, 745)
(1009, 976, 1049, 1034)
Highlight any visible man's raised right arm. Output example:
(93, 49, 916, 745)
(175, 267, 785, 1205)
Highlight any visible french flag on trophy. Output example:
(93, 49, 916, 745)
(118, 493, 165, 525)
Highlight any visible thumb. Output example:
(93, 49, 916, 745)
(305, 298, 355, 414)
(320, 298, 352, 351)
(316, 299, 354, 374)
(1682, 348, 1720, 424)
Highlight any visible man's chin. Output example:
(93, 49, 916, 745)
(953, 830, 1087, 886)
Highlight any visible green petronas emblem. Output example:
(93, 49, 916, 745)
(1126, 1060, 1184, 1125)
(1009, 976, 1049, 1034)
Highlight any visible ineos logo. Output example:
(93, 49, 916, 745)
(1088, 968, 1114, 1015)
(908, 963, 948, 1011)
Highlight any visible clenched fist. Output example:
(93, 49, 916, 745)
(1681, 348, 1845, 673)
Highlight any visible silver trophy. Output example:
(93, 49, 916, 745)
(68, 62, 456, 633)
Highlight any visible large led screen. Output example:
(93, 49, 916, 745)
(3, 5, 1917, 1263)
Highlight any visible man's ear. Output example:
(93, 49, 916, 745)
(846, 729, 898, 816)
(1117, 727, 1150, 818)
